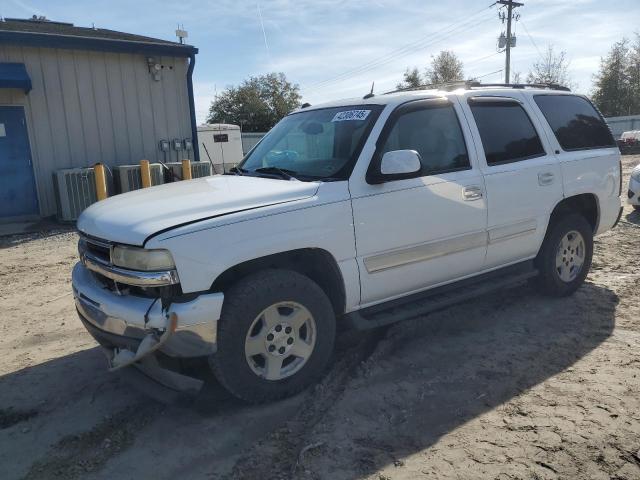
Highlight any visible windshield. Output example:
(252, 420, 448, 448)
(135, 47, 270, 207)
(239, 105, 383, 180)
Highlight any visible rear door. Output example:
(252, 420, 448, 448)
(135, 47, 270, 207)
(350, 97, 488, 306)
(461, 93, 563, 268)
(0, 106, 38, 218)
(527, 94, 621, 233)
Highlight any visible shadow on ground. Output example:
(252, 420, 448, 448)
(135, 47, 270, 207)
(225, 281, 619, 479)
(624, 207, 640, 225)
(0, 221, 74, 249)
(0, 282, 618, 480)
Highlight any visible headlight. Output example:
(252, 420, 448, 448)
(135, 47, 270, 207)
(111, 245, 175, 271)
(632, 166, 640, 182)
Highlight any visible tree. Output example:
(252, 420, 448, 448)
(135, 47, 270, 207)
(396, 50, 464, 89)
(425, 50, 464, 85)
(592, 39, 632, 117)
(626, 34, 640, 115)
(526, 45, 573, 87)
(396, 67, 423, 90)
(207, 73, 301, 132)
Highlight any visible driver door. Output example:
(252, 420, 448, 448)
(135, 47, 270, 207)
(349, 97, 488, 306)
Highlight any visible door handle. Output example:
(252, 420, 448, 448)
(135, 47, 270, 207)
(463, 185, 483, 201)
(538, 172, 555, 186)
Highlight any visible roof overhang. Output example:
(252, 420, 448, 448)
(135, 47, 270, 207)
(0, 30, 198, 57)
(0, 63, 32, 93)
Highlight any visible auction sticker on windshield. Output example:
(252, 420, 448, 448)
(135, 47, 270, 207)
(331, 110, 371, 122)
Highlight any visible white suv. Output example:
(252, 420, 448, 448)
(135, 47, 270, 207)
(629, 163, 640, 210)
(73, 85, 623, 402)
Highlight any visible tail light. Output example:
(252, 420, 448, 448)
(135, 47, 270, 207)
(619, 159, 622, 196)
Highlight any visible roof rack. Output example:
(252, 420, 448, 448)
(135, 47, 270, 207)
(383, 80, 570, 95)
(471, 83, 571, 92)
(383, 80, 469, 95)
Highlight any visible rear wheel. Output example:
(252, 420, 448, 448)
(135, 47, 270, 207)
(534, 213, 593, 297)
(210, 269, 336, 403)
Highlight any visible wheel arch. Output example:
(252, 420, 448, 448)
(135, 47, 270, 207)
(549, 193, 600, 233)
(210, 248, 347, 315)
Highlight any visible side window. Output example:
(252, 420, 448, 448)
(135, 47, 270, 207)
(381, 103, 470, 175)
(469, 99, 545, 165)
(534, 95, 616, 151)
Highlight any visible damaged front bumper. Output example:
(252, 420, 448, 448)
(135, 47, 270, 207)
(72, 262, 223, 391)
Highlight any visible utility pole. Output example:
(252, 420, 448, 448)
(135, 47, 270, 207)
(497, 0, 523, 84)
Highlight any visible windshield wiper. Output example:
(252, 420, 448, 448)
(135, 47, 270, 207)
(253, 166, 298, 180)
(227, 166, 248, 176)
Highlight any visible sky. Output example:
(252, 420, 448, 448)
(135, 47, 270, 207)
(3, 0, 640, 123)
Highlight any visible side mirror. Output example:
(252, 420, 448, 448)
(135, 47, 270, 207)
(368, 149, 422, 184)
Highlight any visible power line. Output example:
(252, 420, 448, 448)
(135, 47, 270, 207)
(465, 51, 502, 67)
(520, 19, 544, 61)
(303, 3, 497, 94)
(305, 15, 497, 96)
(470, 68, 504, 80)
(307, 10, 495, 91)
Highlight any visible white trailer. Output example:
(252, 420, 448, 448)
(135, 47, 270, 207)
(197, 124, 244, 174)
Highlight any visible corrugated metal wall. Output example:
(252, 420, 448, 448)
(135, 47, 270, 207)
(0, 45, 192, 217)
(605, 115, 640, 139)
(241, 132, 267, 154)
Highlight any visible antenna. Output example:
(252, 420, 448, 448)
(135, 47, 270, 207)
(363, 81, 375, 99)
(175, 24, 188, 44)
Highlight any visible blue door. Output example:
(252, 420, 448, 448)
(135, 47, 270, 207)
(0, 106, 38, 218)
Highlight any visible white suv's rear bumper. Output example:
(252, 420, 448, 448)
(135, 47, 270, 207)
(72, 262, 223, 358)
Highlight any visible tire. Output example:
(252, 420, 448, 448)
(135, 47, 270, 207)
(210, 269, 336, 403)
(534, 213, 593, 297)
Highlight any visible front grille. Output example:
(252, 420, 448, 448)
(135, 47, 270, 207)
(86, 242, 110, 262)
(80, 235, 111, 263)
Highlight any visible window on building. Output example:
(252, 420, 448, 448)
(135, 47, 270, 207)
(469, 98, 545, 165)
(534, 95, 616, 151)
(380, 103, 470, 175)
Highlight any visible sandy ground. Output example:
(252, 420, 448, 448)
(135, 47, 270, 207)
(1, 156, 639, 480)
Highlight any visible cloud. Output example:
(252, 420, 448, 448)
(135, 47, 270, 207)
(193, 81, 217, 124)
(4, 0, 638, 111)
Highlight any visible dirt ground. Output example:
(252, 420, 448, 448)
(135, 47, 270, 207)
(1, 156, 639, 480)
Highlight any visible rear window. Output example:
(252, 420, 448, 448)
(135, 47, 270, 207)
(533, 95, 615, 151)
(469, 99, 545, 165)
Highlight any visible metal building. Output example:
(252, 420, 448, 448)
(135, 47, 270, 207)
(0, 17, 199, 221)
(605, 114, 640, 139)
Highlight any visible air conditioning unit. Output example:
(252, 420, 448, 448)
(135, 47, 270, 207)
(52, 168, 99, 222)
(113, 164, 164, 193)
(164, 161, 212, 181)
(191, 161, 212, 178)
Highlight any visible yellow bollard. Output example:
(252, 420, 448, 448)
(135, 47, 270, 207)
(94, 163, 108, 201)
(140, 160, 152, 188)
(181, 159, 192, 180)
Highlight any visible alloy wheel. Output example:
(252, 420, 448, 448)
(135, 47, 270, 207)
(244, 301, 316, 381)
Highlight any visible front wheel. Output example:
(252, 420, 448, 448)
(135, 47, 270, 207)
(534, 213, 593, 297)
(210, 269, 336, 403)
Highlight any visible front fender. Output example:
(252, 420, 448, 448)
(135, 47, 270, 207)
(147, 183, 358, 300)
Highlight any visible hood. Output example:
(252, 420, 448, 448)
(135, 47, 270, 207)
(77, 175, 319, 245)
